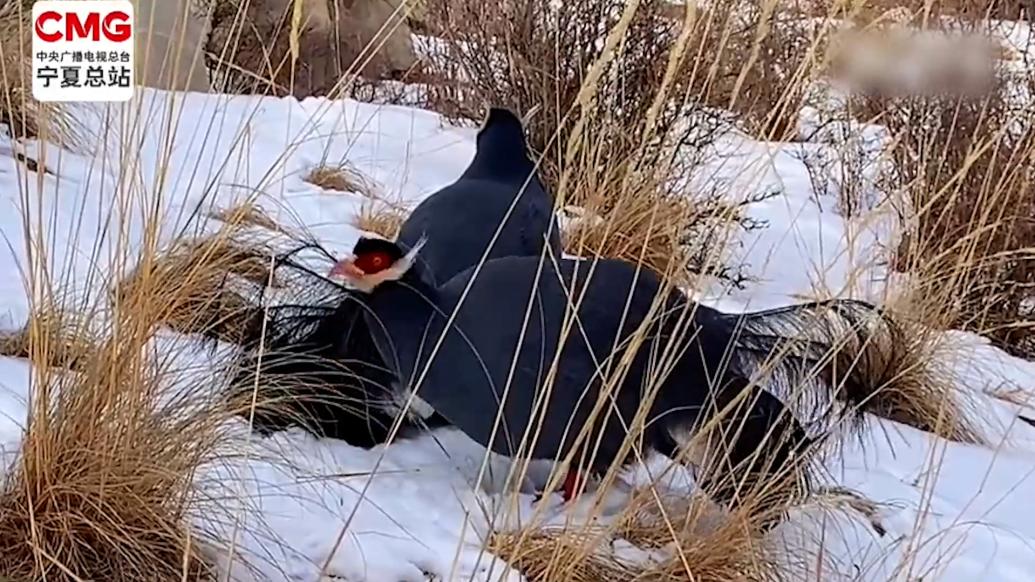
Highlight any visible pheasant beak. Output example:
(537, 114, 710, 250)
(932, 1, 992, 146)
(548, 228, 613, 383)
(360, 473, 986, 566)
(328, 257, 365, 280)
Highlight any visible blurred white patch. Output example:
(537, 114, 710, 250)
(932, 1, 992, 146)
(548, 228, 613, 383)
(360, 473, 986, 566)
(829, 26, 1001, 98)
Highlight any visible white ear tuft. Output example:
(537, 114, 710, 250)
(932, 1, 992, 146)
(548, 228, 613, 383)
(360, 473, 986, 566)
(405, 236, 428, 261)
(390, 236, 427, 276)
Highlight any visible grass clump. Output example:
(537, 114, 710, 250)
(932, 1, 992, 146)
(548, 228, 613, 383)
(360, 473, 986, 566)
(114, 230, 278, 345)
(0, 269, 228, 580)
(352, 201, 408, 239)
(489, 528, 640, 581)
(303, 162, 376, 194)
(0, 1, 79, 144)
(562, 186, 767, 288)
(490, 491, 788, 582)
(0, 307, 98, 370)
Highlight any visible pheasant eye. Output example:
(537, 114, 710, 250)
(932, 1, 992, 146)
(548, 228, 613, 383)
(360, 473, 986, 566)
(354, 251, 393, 274)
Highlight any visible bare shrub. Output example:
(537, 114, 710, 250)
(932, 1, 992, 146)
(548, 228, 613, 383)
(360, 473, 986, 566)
(843, 0, 1034, 22)
(855, 47, 1035, 357)
(423, 0, 685, 182)
(421, 0, 821, 283)
(422, 0, 826, 157)
(692, 0, 828, 140)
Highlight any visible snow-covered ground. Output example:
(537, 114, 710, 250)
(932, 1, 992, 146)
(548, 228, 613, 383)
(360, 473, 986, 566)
(2, 90, 1035, 581)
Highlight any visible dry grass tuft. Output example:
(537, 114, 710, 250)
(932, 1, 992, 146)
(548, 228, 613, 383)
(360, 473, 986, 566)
(832, 305, 985, 443)
(490, 491, 785, 582)
(114, 232, 277, 344)
(207, 202, 289, 235)
(0, 264, 228, 580)
(489, 528, 637, 581)
(0, 2, 79, 143)
(303, 163, 377, 195)
(563, 194, 700, 285)
(610, 492, 737, 550)
(866, 327, 983, 443)
(352, 202, 408, 239)
(0, 307, 99, 370)
(636, 521, 781, 582)
(562, 185, 762, 287)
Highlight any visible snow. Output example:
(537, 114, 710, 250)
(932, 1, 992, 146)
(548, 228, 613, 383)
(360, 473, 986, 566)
(687, 126, 898, 311)
(1, 89, 1035, 581)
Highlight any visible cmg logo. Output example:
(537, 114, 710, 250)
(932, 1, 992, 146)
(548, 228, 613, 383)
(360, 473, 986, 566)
(31, 1, 135, 102)
(34, 9, 132, 43)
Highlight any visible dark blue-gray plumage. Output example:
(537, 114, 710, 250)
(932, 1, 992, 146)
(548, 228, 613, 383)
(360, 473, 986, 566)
(225, 107, 561, 446)
(337, 237, 815, 510)
(397, 108, 562, 285)
(221, 104, 890, 462)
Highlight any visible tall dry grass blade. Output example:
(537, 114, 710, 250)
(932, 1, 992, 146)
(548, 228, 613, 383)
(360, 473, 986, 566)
(114, 231, 279, 345)
(0, 1, 79, 145)
(0, 267, 228, 580)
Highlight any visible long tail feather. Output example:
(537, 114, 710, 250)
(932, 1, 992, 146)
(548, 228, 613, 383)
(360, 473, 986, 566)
(719, 299, 901, 431)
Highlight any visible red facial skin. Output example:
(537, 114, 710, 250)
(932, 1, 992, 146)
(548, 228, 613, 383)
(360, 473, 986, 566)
(353, 251, 393, 274)
(329, 251, 394, 279)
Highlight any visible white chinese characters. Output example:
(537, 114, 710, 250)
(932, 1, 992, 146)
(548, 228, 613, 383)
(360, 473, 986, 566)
(31, 1, 134, 102)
